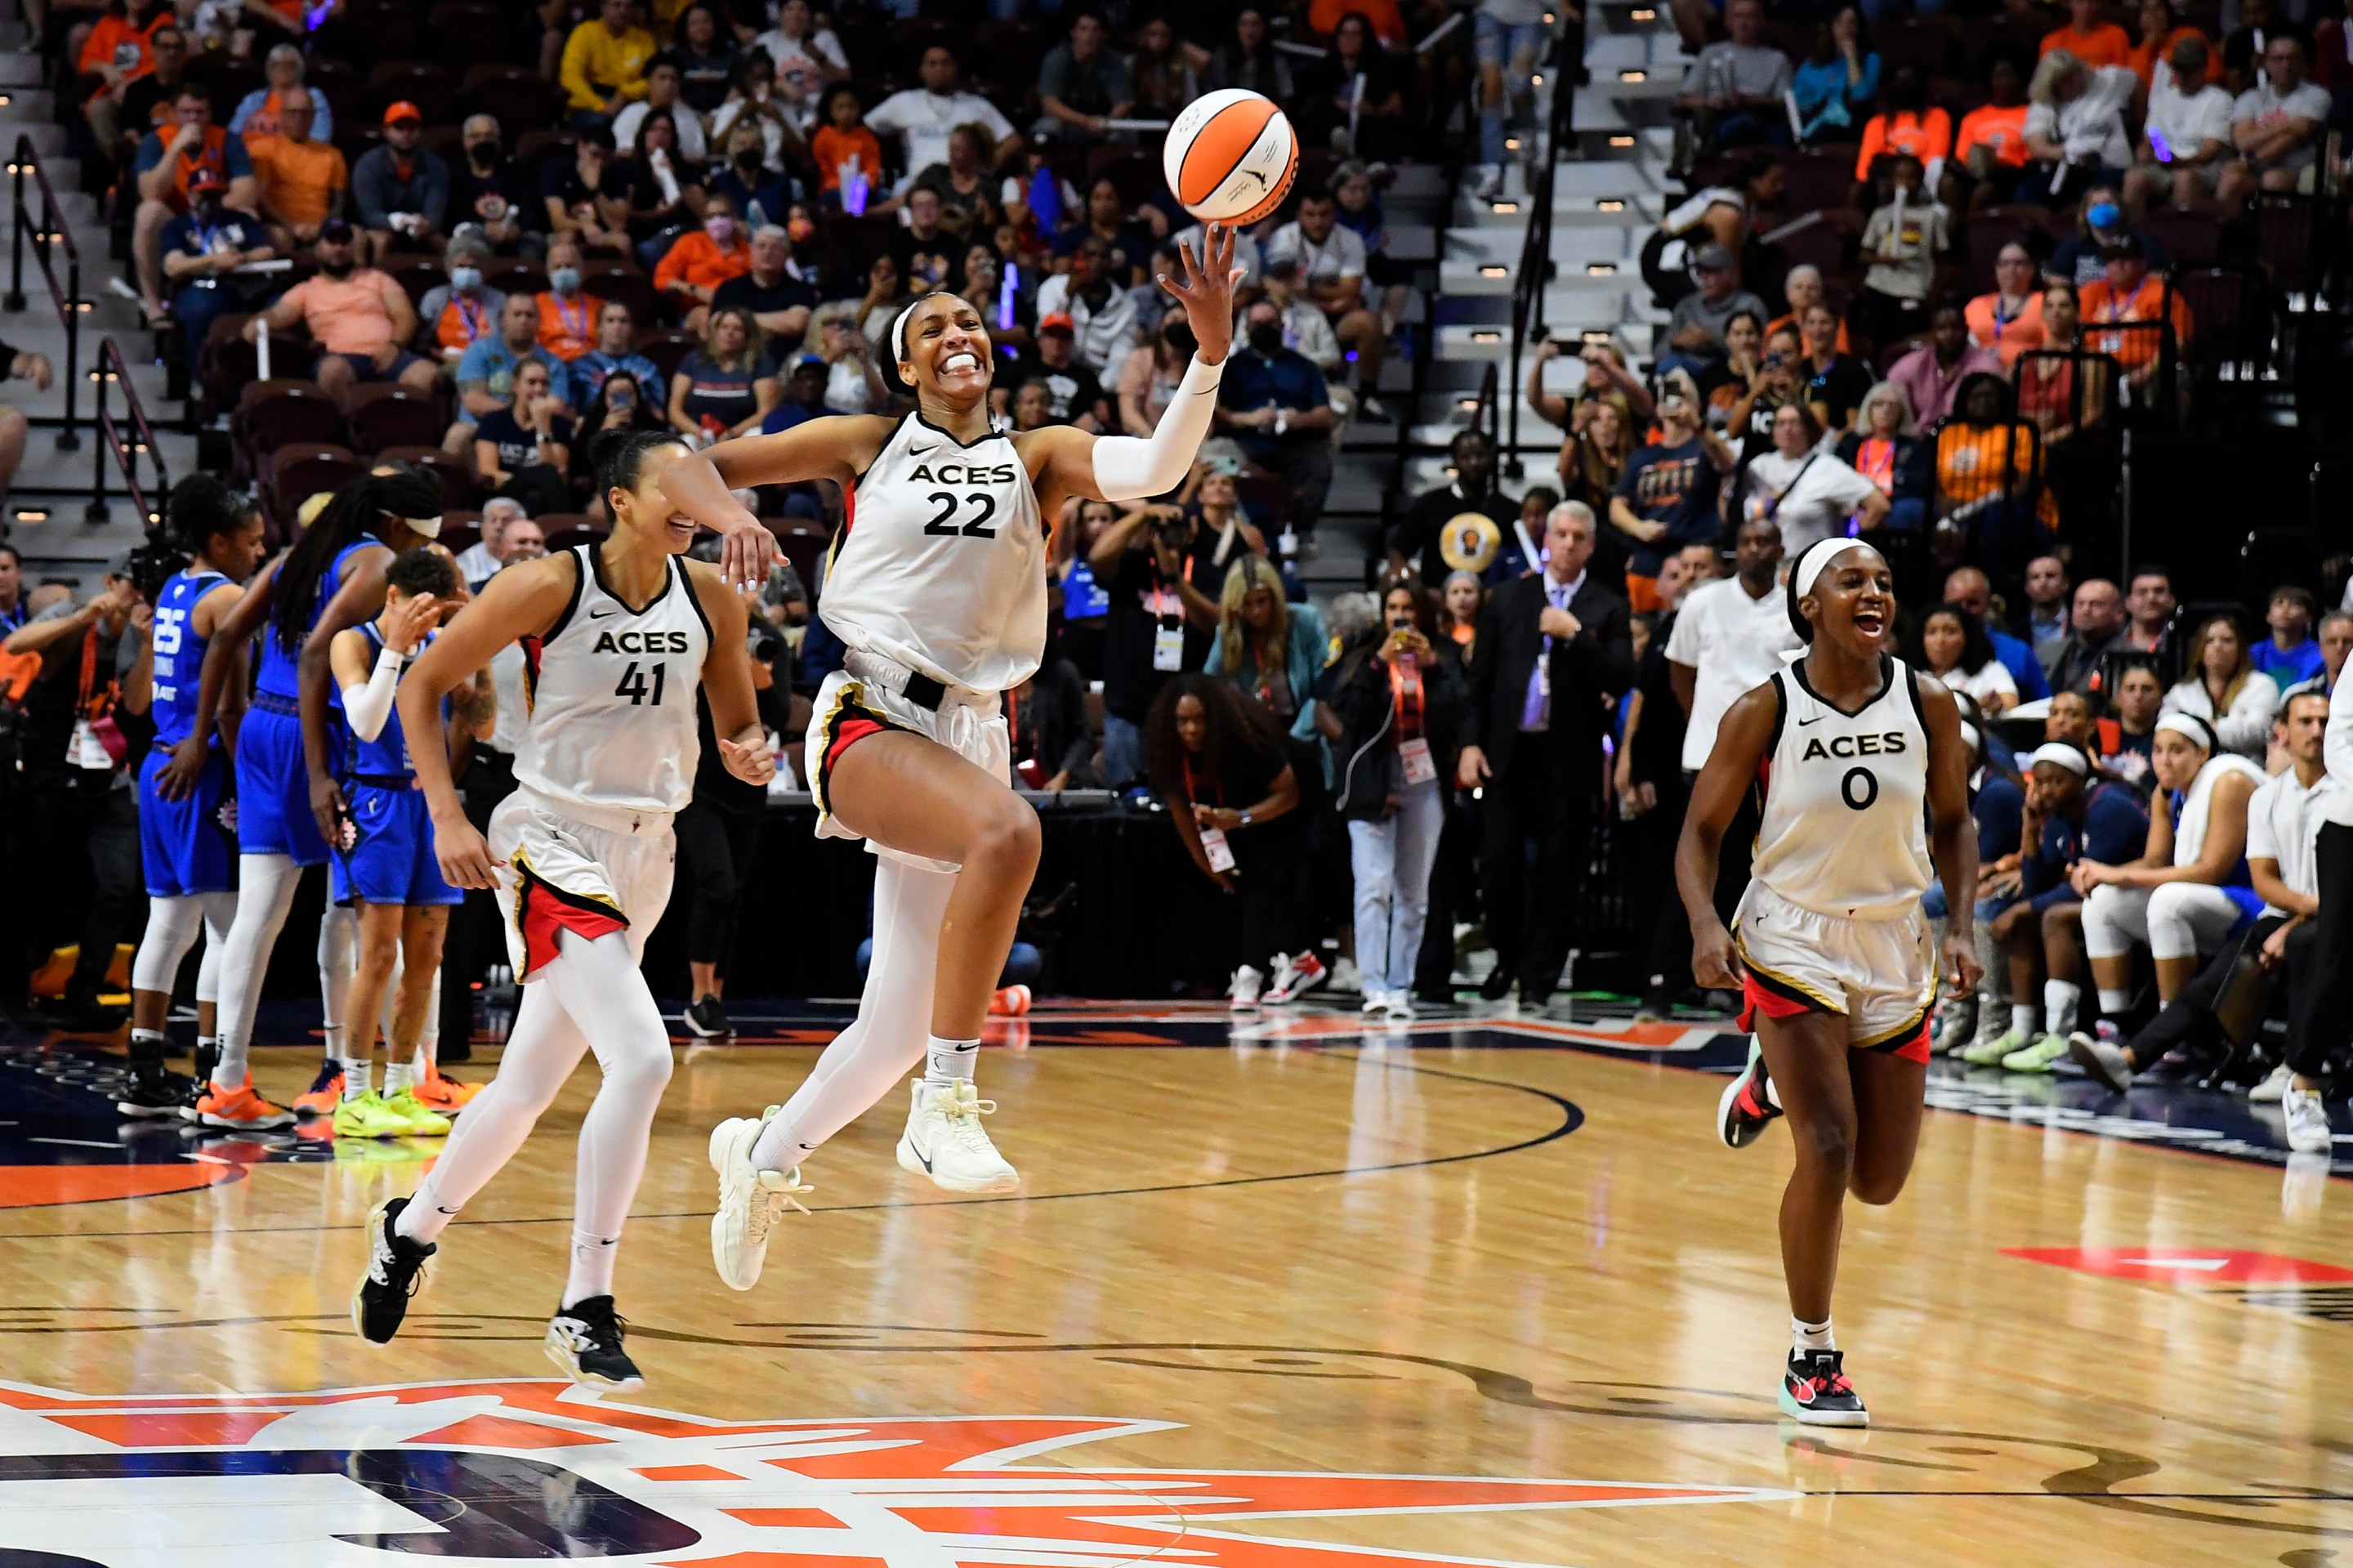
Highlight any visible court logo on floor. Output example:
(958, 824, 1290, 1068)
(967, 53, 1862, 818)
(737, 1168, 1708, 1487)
(0, 1377, 1788, 1565)
(2007, 1247, 2353, 1323)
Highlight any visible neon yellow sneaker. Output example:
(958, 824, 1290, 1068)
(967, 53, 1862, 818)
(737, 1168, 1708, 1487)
(332, 1090, 415, 1140)
(382, 1088, 453, 1137)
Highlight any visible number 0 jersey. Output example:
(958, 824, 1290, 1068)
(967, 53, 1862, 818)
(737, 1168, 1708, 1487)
(821, 413, 1047, 695)
(516, 543, 710, 819)
(1748, 654, 1934, 921)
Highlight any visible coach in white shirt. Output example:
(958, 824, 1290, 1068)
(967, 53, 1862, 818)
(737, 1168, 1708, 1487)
(864, 43, 1020, 195)
(1665, 516, 1802, 774)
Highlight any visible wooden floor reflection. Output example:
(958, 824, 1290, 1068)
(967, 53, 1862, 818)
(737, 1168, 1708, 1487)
(3, 1021, 2352, 1566)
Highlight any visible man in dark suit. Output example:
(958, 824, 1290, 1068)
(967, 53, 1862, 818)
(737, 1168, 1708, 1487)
(1457, 501, 1636, 1007)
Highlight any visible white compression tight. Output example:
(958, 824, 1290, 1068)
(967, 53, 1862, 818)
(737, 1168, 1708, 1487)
(752, 858, 955, 1173)
(130, 891, 237, 998)
(396, 927, 672, 1307)
(211, 857, 359, 1089)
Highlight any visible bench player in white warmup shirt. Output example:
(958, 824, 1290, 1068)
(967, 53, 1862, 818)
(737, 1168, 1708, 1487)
(350, 430, 774, 1389)
(1675, 538, 1981, 1429)
(660, 227, 1243, 1292)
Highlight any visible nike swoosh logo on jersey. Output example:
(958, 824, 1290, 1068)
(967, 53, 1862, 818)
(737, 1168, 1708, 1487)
(1797, 713, 1826, 725)
(909, 444, 939, 458)
(589, 608, 617, 619)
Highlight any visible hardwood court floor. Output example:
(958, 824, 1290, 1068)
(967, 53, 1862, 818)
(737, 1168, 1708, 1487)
(3, 1015, 2352, 1566)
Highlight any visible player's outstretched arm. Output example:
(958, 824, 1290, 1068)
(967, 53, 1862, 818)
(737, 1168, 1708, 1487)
(298, 542, 395, 843)
(1916, 673, 1984, 996)
(1676, 680, 1779, 989)
(401, 554, 581, 890)
(1025, 223, 1240, 518)
(685, 561, 777, 788)
(658, 416, 899, 589)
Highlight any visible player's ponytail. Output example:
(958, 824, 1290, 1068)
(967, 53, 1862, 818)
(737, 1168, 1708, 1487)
(270, 466, 444, 653)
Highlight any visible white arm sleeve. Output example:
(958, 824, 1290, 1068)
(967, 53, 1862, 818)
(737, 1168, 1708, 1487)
(340, 646, 406, 744)
(1092, 354, 1224, 502)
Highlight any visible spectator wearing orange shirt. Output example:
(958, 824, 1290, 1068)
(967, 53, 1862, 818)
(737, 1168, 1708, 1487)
(654, 194, 754, 337)
(74, 0, 172, 95)
(83, 10, 181, 152)
(1955, 57, 2033, 210)
(810, 84, 886, 210)
(239, 221, 442, 408)
(1309, 0, 1409, 45)
(1854, 68, 1953, 182)
(2078, 235, 2192, 385)
(2040, 0, 2135, 70)
(1967, 242, 2047, 368)
(534, 238, 606, 363)
(244, 88, 348, 253)
(2124, 0, 2215, 87)
(131, 84, 257, 329)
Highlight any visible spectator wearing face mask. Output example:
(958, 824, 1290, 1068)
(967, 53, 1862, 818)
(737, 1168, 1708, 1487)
(654, 197, 754, 338)
(449, 115, 529, 253)
(533, 237, 606, 366)
(243, 220, 440, 409)
(416, 234, 507, 364)
(1217, 300, 1337, 533)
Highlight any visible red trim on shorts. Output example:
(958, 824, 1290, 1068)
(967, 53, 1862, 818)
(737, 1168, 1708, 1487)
(824, 713, 886, 776)
(516, 869, 627, 979)
(1738, 966, 1825, 1034)
(1864, 1011, 1935, 1065)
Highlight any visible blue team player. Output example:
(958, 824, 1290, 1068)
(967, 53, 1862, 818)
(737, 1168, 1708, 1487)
(324, 547, 481, 1140)
(118, 477, 269, 1119)
(159, 467, 447, 1128)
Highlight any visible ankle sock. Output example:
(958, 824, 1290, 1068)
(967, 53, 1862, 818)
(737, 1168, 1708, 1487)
(2009, 1003, 2036, 1039)
(341, 1059, 373, 1101)
(1792, 1316, 1836, 1354)
(2044, 980, 2081, 1037)
(384, 1060, 415, 1094)
(924, 1034, 979, 1088)
(2097, 987, 2132, 1016)
(129, 1027, 167, 1060)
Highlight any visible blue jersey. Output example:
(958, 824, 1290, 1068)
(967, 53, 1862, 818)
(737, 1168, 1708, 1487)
(346, 621, 421, 778)
(149, 567, 228, 746)
(256, 534, 383, 701)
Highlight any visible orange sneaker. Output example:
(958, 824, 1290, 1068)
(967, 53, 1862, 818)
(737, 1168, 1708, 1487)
(198, 1078, 297, 1130)
(411, 1065, 482, 1113)
(989, 985, 1033, 1016)
(292, 1062, 345, 1118)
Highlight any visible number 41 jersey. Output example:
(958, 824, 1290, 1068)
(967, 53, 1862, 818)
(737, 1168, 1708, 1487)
(824, 413, 1047, 695)
(516, 543, 710, 818)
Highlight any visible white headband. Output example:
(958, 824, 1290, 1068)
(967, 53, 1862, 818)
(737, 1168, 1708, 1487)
(2154, 711, 2215, 750)
(891, 303, 916, 367)
(402, 513, 442, 539)
(1792, 536, 1884, 599)
(2028, 742, 2090, 776)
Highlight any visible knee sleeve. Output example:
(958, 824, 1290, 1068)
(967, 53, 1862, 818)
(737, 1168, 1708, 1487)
(132, 896, 205, 995)
(214, 854, 301, 1082)
(194, 891, 236, 1005)
(319, 900, 356, 1032)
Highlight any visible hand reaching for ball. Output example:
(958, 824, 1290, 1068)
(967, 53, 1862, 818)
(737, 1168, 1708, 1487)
(1159, 224, 1243, 366)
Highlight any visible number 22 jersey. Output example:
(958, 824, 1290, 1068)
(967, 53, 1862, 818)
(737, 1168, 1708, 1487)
(822, 413, 1047, 695)
(516, 543, 710, 819)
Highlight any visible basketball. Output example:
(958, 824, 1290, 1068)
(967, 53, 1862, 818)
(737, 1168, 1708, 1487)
(1162, 88, 1299, 226)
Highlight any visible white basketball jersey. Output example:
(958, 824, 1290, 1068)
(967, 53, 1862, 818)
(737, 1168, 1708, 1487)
(822, 414, 1047, 694)
(515, 544, 709, 817)
(1748, 655, 1934, 920)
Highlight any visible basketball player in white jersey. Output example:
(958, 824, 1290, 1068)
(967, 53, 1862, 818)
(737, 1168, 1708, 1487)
(658, 228, 1242, 1291)
(349, 429, 774, 1390)
(1676, 538, 1980, 1427)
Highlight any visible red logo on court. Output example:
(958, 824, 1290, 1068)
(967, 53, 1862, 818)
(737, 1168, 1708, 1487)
(2004, 1248, 2353, 1284)
(0, 1378, 1785, 1566)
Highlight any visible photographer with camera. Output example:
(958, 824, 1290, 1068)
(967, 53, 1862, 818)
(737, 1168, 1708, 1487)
(3, 556, 154, 1031)
(1091, 496, 1229, 792)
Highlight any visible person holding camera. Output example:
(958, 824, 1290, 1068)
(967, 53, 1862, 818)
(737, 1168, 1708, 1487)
(1091, 497, 1234, 791)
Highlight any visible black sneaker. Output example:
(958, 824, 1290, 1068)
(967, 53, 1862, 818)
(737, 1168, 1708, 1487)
(181, 1043, 220, 1122)
(1717, 1039, 1784, 1149)
(546, 1295, 644, 1390)
(351, 1196, 435, 1345)
(683, 995, 734, 1039)
(1779, 1349, 1868, 1427)
(1477, 969, 1515, 1002)
(115, 1058, 194, 1118)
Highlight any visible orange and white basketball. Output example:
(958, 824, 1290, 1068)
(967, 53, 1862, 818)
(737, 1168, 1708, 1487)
(1162, 88, 1299, 226)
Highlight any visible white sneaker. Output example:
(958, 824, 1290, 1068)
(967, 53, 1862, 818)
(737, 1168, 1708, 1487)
(1360, 991, 1390, 1017)
(1382, 990, 1416, 1021)
(897, 1079, 1020, 1194)
(707, 1108, 811, 1292)
(1263, 951, 1328, 1004)
(1230, 963, 1264, 1009)
(2251, 1062, 2294, 1104)
(1468, 163, 1502, 199)
(2284, 1084, 2335, 1156)
(1328, 955, 1360, 994)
